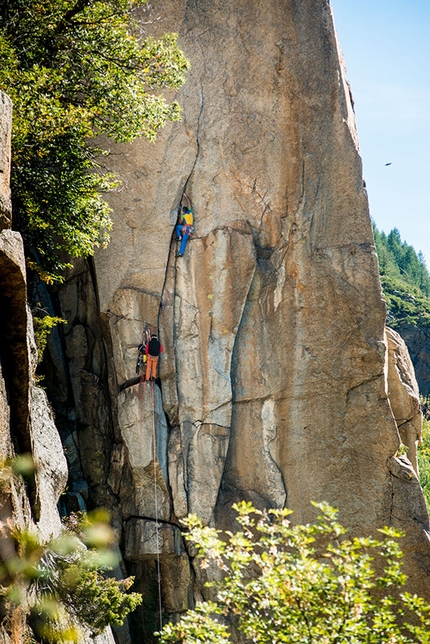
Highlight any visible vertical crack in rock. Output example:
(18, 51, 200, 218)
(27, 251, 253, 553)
(220, 238, 291, 515)
(169, 227, 256, 524)
(118, 382, 170, 521)
(0, 231, 41, 518)
(183, 85, 204, 191)
(39, 0, 430, 635)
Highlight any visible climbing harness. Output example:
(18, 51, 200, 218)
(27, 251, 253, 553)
(136, 323, 151, 375)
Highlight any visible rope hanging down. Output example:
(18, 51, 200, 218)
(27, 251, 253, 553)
(151, 380, 163, 630)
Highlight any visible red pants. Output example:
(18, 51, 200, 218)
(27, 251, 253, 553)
(145, 355, 159, 380)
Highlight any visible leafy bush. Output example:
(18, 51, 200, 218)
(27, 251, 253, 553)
(32, 310, 65, 363)
(0, 0, 189, 282)
(27, 510, 142, 641)
(159, 502, 430, 644)
(0, 460, 142, 644)
(418, 417, 430, 511)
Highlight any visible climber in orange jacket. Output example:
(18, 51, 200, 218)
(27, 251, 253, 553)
(145, 334, 163, 381)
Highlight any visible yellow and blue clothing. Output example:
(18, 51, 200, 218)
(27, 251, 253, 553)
(176, 210, 193, 256)
(182, 211, 193, 226)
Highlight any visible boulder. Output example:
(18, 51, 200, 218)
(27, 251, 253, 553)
(31, 386, 68, 540)
(385, 326, 422, 474)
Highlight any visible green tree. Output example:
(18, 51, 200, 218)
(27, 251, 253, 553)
(32, 308, 65, 362)
(158, 502, 430, 644)
(372, 222, 430, 327)
(1, 500, 142, 641)
(0, 0, 189, 282)
(417, 251, 430, 295)
(418, 415, 430, 511)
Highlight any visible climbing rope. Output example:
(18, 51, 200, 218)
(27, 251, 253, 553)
(133, 220, 182, 629)
(151, 380, 163, 630)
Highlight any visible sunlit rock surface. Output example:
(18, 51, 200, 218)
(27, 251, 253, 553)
(38, 1, 430, 637)
(0, 92, 11, 231)
(385, 326, 422, 475)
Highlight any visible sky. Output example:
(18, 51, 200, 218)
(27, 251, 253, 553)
(330, 0, 430, 264)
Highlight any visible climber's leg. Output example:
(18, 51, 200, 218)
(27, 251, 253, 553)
(145, 357, 152, 381)
(151, 356, 158, 379)
(178, 233, 189, 256)
(175, 224, 183, 240)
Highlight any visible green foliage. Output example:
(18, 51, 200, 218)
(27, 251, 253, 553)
(59, 569, 141, 633)
(418, 416, 430, 511)
(27, 510, 142, 640)
(373, 225, 430, 295)
(373, 223, 430, 328)
(380, 275, 430, 329)
(158, 502, 430, 644)
(32, 309, 66, 362)
(0, 0, 189, 282)
(0, 457, 142, 642)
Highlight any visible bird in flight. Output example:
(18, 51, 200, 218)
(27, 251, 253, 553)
(385, 162, 392, 166)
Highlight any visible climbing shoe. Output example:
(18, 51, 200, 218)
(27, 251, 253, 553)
(177, 253, 183, 257)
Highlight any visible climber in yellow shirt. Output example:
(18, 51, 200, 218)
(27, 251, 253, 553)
(176, 193, 194, 257)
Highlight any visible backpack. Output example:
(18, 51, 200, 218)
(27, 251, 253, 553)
(148, 337, 161, 356)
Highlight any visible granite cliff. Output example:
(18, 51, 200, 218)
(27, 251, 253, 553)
(0, 91, 123, 643)
(2, 1, 430, 642)
(42, 0, 430, 637)
(395, 322, 430, 398)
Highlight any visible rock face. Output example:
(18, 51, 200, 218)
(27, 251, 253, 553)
(395, 322, 430, 398)
(0, 92, 12, 231)
(0, 93, 117, 644)
(385, 326, 422, 474)
(39, 1, 430, 640)
(0, 91, 69, 641)
(0, 93, 68, 540)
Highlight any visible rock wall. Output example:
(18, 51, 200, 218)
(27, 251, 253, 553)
(0, 92, 11, 232)
(40, 1, 430, 640)
(395, 322, 430, 398)
(0, 93, 67, 540)
(385, 326, 422, 474)
(0, 91, 69, 640)
(0, 93, 118, 644)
